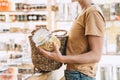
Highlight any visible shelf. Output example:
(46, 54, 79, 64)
(0, 9, 48, 12)
(0, 32, 30, 35)
(100, 55, 120, 65)
(0, 21, 47, 23)
(0, 0, 56, 79)
(56, 20, 73, 22)
(106, 20, 120, 22)
(0, 51, 22, 53)
(0, 21, 47, 24)
(103, 53, 120, 56)
(103, 52, 120, 55)
(0, 10, 48, 13)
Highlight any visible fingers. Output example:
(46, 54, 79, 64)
(39, 47, 51, 58)
(38, 43, 62, 61)
(52, 42, 60, 53)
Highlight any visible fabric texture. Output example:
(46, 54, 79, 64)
(66, 5, 105, 77)
(65, 70, 96, 80)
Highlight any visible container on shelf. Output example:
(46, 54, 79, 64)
(99, 64, 113, 80)
(116, 34, 120, 53)
(0, 0, 10, 11)
(99, 4, 110, 21)
(0, 14, 5, 22)
(0, 67, 18, 80)
(115, 65, 120, 80)
(115, 3, 120, 20)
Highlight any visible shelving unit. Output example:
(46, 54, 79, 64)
(0, 0, 56, 80)
(0, 0, 54, 52)
(54, 0, 80, 32)
(0, 0, 120, 80)
(53, 0, 120, 80)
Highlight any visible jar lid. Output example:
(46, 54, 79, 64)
(32, 29, 51, 47)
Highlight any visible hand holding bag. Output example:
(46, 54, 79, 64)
(28, 29, 68, 73)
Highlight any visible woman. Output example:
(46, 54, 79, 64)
(39, 0, 105, 80)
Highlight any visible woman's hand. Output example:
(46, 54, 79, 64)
(38, 42, 63, 63)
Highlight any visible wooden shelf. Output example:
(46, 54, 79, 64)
(56, 20, 73, 22)
(0, 9, 48, 13)
(106, 20, 120, 22)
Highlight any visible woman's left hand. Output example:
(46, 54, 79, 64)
(38, 42, 63, 63)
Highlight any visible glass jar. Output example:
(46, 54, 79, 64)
(32, 29, 61, 52)
(9, 15, 16, 22)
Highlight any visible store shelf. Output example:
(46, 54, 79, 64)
(0, 11, 48, 14)
(106, 20, 120, 22)
(100, 55, 120, 65)
(56, 20, 73, 22)
(0, 9, 48, 12)
(0, 0, 120, 80)
(0, 0, 54, 55)
(0, 21, 48, 23)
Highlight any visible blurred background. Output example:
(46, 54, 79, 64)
(0, 0, 120, 80)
